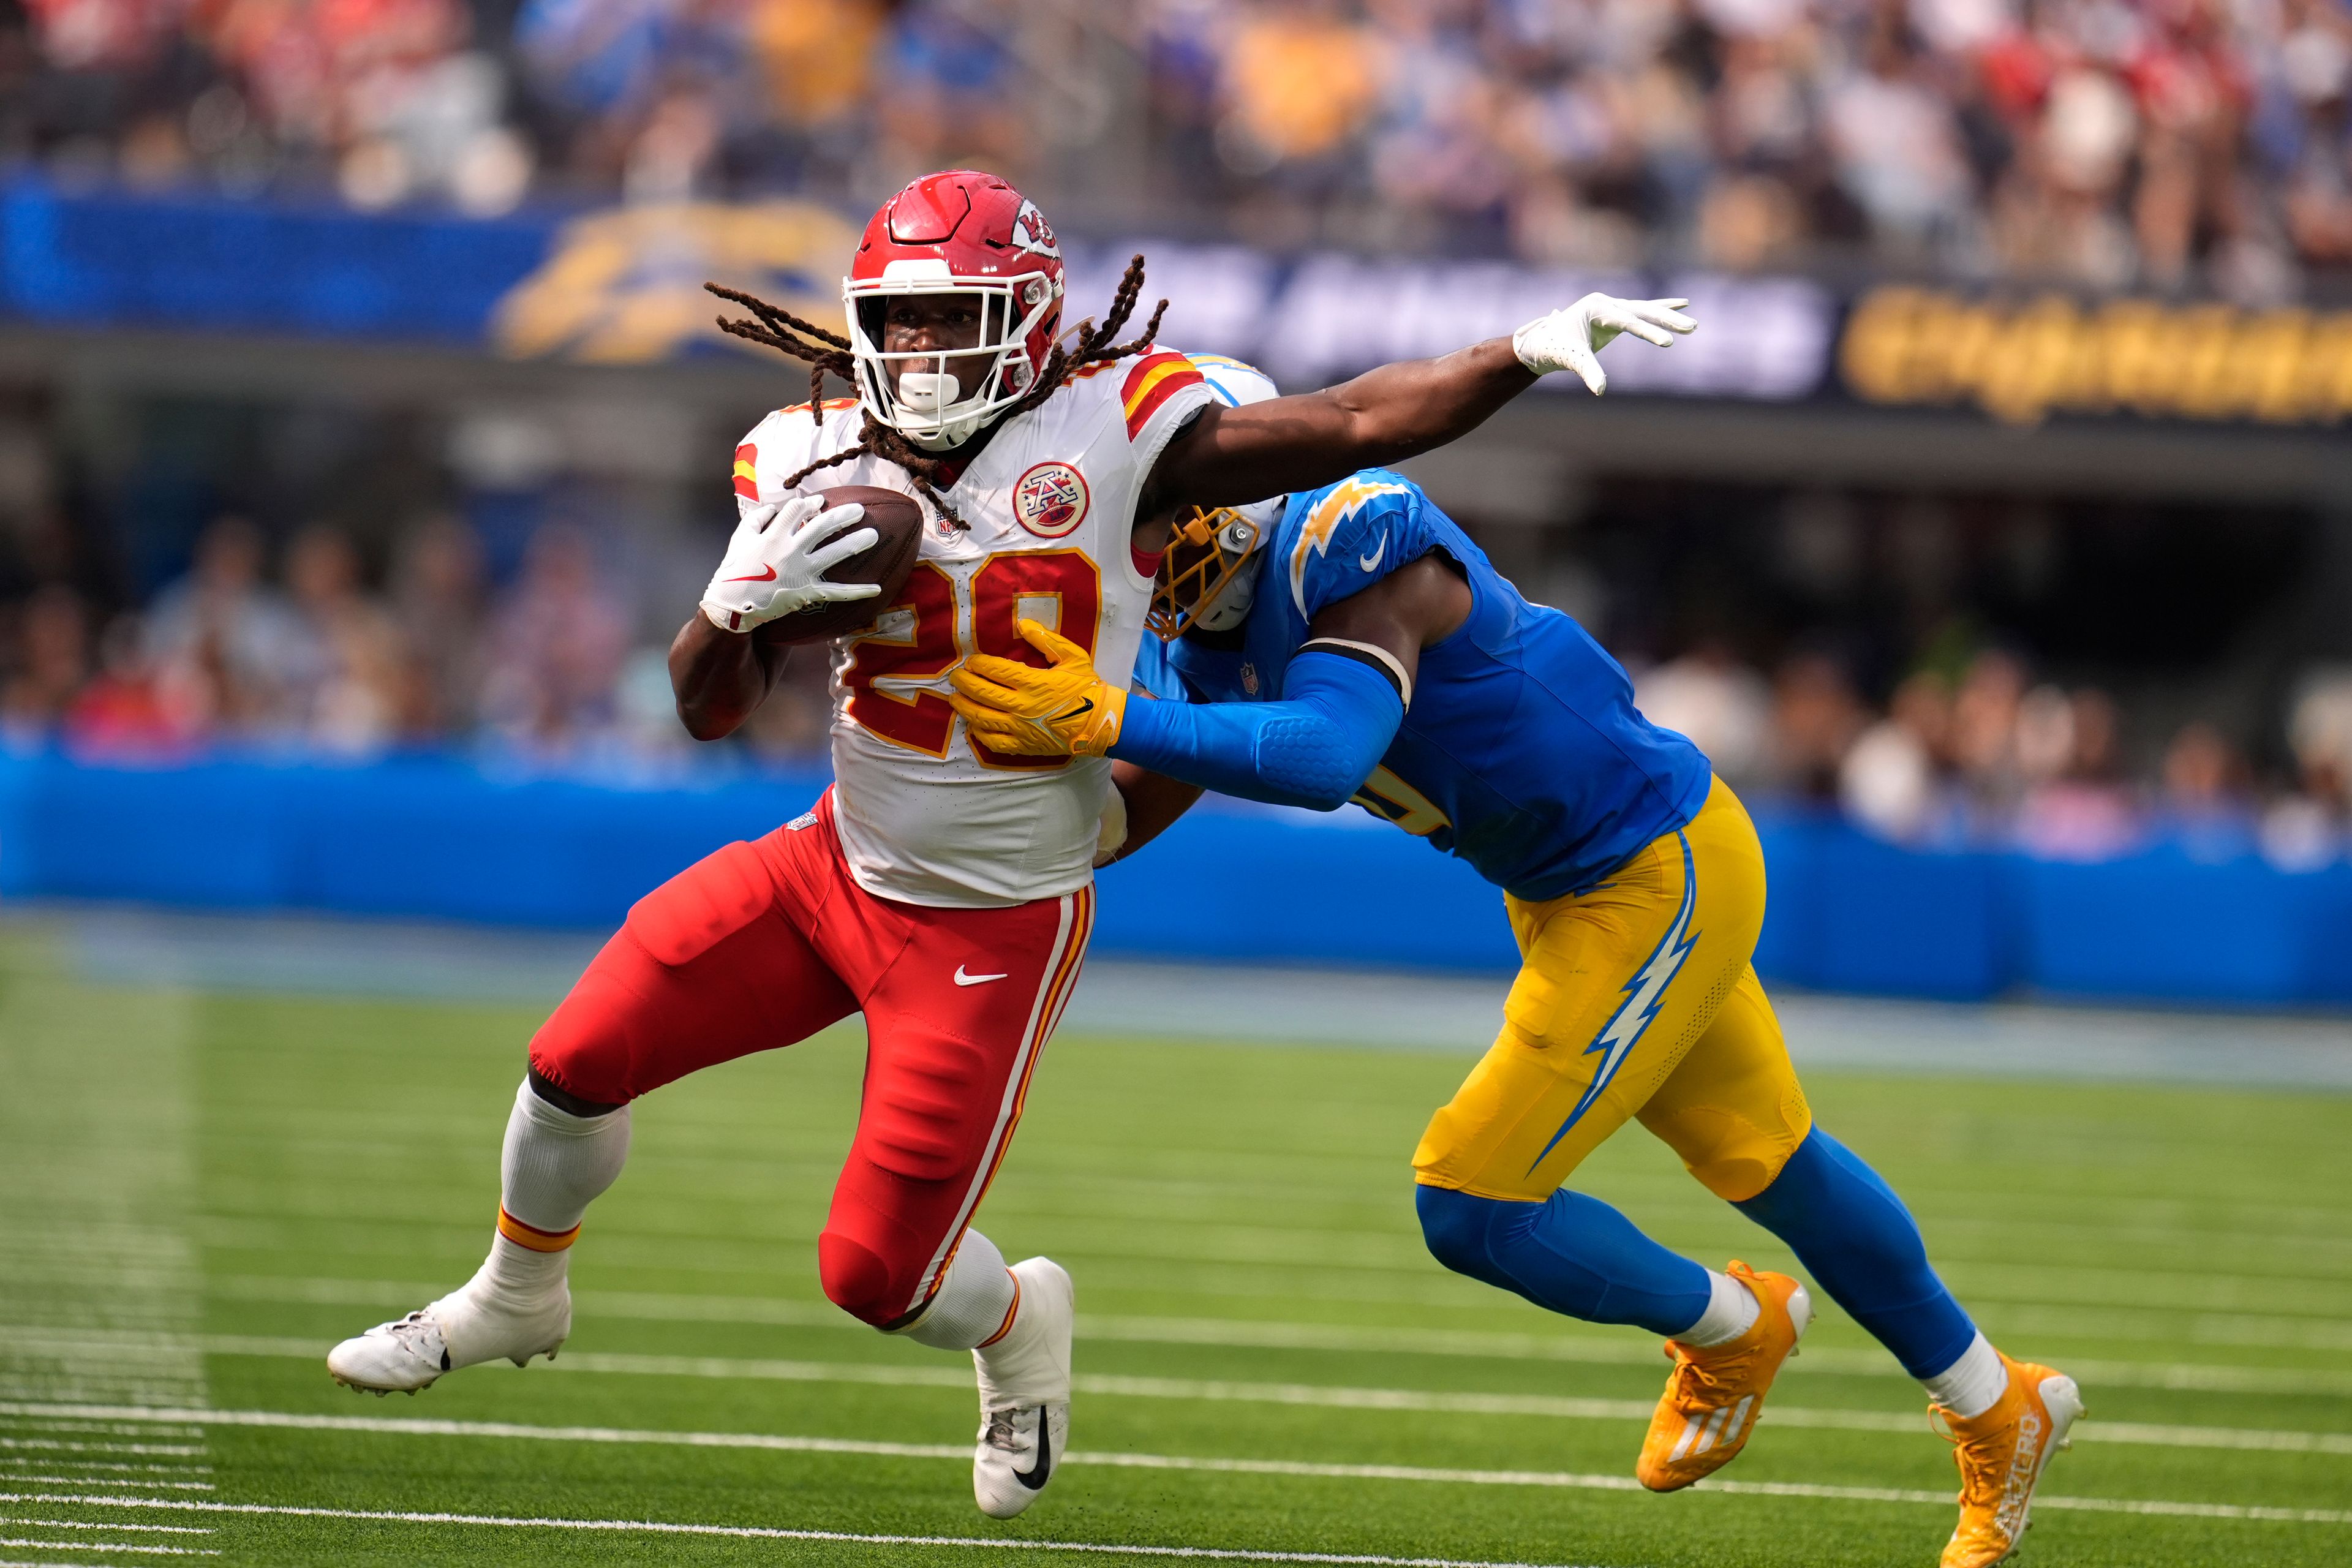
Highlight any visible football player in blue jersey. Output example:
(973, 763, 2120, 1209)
(946, 354, 2082, 1568)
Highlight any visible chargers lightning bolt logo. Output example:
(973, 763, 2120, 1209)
(1289, 475, 1409, 616)
(1525, 834, 1701, 1176)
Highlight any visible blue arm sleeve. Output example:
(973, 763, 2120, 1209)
(1107, 650, 1403, 811)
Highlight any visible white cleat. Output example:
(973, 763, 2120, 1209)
(325, 1275, 570, 1395)
(970, 1256, 1073, 1519)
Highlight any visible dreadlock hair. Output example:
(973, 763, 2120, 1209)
(705, 255, 1168, 532)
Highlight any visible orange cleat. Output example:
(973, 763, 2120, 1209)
(1635, 1261, 1812, 1492)
(1936, 1352, 2084, 1567)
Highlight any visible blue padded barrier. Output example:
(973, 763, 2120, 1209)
(1093, 804, 1515, 970)
(5, 751, 2350, 1006)
(2010, 850, 2352, 1005)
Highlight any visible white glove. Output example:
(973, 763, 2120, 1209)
(699, 496, 880, 632)
(1512, 294, 1697, 396)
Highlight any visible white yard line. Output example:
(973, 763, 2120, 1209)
(0, 1449, 199, 1463)
(0, 1543, 214, 1558)
(0, 1524, 209, 1536)
(203, 1274, 2352, 1397)
(0, 1466, 206, 1479)
(4, 1414, 2348, 1528)
(96, 1335, 2352, 1457)
(0, 1495, 208, 1504)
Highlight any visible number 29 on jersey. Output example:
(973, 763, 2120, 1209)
(844, 548, 1100, 771)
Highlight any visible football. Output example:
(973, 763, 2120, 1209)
(753, 485, 927, 646)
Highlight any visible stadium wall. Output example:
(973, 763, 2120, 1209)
(6, 753, 2350, 1008)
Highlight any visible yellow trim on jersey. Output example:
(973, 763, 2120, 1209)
(1412, 778, 1812, 1203)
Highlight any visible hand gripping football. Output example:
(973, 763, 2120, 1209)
(755, 486, 927, 646)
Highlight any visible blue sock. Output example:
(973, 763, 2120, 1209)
(1416, 1184, 1711, 1336)
(1734, 1126, 1977, 1378)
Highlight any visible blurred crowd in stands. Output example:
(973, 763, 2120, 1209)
(1635, 640, 2352, 864)
(0, 510, 835, 774)
(7, 500, 2352, 868)
(4, 0, 2350, 297)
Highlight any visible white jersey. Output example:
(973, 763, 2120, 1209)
(734, 350, 1216, 908)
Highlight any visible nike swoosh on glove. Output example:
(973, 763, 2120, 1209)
(947, 619, 1128, 758)
(1511, 293, 1697, 396)
(699, 495, 881, 631)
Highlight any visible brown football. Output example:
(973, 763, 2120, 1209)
(753, 485, 927, 646)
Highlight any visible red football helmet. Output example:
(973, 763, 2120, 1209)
(843, 170, 1067, 451)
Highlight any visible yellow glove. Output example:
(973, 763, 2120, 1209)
(947, 619, 1128, 758)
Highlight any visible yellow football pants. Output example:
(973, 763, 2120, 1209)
(1412, 777, 1812, 1204)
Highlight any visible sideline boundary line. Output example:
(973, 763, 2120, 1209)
(3, 1409, 2348, 1528)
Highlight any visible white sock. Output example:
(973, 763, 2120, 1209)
(1921, 1332, 2008, 1419)
(466, 1233, 568, 1309)
(1675, 1268, 1762, 1347)
(894, 1229, 1016, 1352)
(478, 1079, 631, 1302)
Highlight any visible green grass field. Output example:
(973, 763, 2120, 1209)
(3, 922, 2350, 1567)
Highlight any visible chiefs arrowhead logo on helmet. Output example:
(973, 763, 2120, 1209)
(1009, 200, 1060, 262)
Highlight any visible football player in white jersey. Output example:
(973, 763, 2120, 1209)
(326, 168, 1695, 1520)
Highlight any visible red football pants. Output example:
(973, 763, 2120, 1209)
(528, 792, 1095, 1326)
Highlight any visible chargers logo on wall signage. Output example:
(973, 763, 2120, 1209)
(493, 201, 860, 363)
(1012, 461, 1089, 537)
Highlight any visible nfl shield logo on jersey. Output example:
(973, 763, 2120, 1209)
(1013, 461, 1090, 538)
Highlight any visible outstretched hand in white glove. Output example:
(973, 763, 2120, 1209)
(699, 495, 881, 632)
(1512, 294, 1698, 396)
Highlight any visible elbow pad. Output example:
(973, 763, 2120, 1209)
(1254, 707, 1380, 808)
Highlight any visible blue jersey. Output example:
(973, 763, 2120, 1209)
(1133, 472, 1711, 901)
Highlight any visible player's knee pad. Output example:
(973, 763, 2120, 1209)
(816, 1230, 905, 1326)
